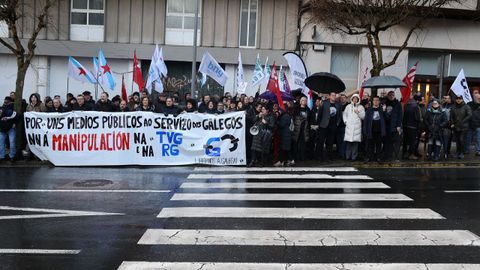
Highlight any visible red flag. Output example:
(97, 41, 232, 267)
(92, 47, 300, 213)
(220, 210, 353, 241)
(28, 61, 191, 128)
(266, 63, 285, 111)
(121, 75, 128, 101)
(133, 50, 145, 92)
(400, 62, 418, 105)
(359, 67, 369, 99)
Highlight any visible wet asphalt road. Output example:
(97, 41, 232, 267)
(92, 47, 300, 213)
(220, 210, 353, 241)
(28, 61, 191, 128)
(0, 166, 479, 270)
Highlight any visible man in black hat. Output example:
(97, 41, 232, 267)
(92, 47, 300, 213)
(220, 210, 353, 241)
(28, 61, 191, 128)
(82, 91, 96, 108)
(0, 96, 17, 162)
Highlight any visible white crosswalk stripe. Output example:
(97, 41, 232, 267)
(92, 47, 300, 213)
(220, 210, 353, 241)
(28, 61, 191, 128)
(180, 182, 390, 189)
(187, 173, 373, 180)
(158, 207, 444, 219)
(138, 229, 480, 246)
(118, 262, 480, 270)
(194, 167, 358, 172)
(171, 193, 412, 201)
(118, 169, 480, 269)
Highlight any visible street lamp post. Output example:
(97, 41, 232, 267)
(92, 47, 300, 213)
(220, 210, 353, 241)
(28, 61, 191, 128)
(191, 0, 200, 99)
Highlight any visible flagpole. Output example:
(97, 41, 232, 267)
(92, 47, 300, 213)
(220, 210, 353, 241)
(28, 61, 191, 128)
(66, 76, 70, 96)
(191, 0, 200, 99)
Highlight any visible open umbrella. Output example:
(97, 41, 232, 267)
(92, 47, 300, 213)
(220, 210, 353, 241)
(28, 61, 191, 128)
(258, 90, 295, 102)
(304, 72, 346, 93)
(362, 75, 406, 89)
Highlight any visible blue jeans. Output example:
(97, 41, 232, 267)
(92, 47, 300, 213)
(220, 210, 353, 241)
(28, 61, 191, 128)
(0, 128, 16, 159)
(464, 129, 474, 154)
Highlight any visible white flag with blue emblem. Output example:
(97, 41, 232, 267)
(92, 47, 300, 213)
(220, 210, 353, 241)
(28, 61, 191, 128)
(199, 51, 228, 86)
(450, 69, 473, 103)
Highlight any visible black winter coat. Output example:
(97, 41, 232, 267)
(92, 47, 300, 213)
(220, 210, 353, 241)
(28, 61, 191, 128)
(424, 108, 447, 139)
(450, 102, 472, 132)
(278, 112, 292, 151)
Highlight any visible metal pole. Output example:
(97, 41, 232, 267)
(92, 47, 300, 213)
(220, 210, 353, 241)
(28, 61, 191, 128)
(438, 55, 445, 98)
(191, 0, 200, 99)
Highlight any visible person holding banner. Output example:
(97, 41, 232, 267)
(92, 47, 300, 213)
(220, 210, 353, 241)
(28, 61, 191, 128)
(136, 97, 155, 112)
(450, 95, 472, 159)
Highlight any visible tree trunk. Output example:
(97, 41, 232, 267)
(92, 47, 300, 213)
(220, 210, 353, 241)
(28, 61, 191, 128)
(14, 60, 28, 160)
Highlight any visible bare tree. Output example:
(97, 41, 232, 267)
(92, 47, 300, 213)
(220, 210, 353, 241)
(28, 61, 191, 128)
(307, 0, 459, 77)
(0, 0, 55, 112)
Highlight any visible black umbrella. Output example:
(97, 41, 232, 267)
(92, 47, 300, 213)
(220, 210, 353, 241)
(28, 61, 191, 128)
(362, 76, 406, 89)
(304, 72, 346, 94)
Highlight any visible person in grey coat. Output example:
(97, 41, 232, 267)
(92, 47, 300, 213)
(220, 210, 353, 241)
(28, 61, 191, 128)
(450, 95, 472, 159)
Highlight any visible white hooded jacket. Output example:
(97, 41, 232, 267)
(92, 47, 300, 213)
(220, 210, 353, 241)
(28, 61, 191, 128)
(343, 94, 366, 142)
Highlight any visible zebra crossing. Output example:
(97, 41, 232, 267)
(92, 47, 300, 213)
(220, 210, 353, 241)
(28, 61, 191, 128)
(118, 167, 480, 270)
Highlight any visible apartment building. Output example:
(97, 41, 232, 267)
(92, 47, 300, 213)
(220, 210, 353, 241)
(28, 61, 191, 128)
(0, 0, 479, 100)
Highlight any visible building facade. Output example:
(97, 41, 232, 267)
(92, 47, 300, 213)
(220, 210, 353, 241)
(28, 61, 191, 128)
(0, 0, 479, 101)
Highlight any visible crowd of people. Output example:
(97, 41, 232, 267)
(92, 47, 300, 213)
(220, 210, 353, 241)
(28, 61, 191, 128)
(1, 88, 480, 166)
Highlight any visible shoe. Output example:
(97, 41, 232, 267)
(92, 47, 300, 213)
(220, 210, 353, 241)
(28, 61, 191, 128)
(273, 161, 283, 167)
(289, 160, 295, 165)
(364, 159, 370, 163)
(408, 154, 418, 160)
(476, 152, 480, 156)
(376, 158, 383, 163)
(458, 154, 465, 159)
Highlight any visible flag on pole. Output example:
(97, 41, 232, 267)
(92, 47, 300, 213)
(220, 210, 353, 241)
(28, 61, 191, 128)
(400, 62, 418, 105)
(260, 57, 271, 94)
(200, 72, 207, 87)
(250, 54, 265, 88)
(235, 51, 246, 95)
(283, 70, 292, 94)
(68, 56, 95, 84)
(199, 51, 228, 86)
(157, 47, 168, 77)
(121, 75, 128, 101)
(133, 50, 145, 91)
(98, 49, 116, 91)
(266, 62, 285, 111)
(279, 65, 285, 92)
(146, 45, 164, 93)
(450, 69, 473, 103)
(359, 67, 369, 100)
(93, 57, 104, 85)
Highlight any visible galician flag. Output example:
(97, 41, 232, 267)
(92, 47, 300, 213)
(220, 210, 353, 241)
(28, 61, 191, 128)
(68, 56, 95, 84)
(93, 57, 104, 85)
(250, 54, 265, 88)
(98, 49, 116, 90)
(146, 45, 165, 93)
(235, 51, 247, 95)
(199, 51, 228, 86)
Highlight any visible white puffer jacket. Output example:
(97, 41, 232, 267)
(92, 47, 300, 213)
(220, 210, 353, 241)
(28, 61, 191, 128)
(343, 94, 366, 142)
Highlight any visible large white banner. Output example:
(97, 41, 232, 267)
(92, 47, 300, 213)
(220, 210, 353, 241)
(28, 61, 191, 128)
(25, 111, 246, 166)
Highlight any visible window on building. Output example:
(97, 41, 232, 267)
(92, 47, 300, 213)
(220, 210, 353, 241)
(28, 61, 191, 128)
(165, 0, 201, 46)
(331, 46, 360, 92)
(239, 0, 257, 48)
(70, 0, 104, 42)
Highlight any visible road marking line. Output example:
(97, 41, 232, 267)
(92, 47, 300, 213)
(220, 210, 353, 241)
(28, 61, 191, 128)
(171, 193, 412, 201)
(180, 182, 390, 189)
(187, 174, 373, 180)
(0, 249, 81, 255)
(138, 229, 480, 246)
(0, 189, 171, 193)
(118, 262, 480, 270)
(158, 207, 444, 219)
(445, 190, 480, 193)
(194, 167, 358, 172)
(0, 206, 124, 220)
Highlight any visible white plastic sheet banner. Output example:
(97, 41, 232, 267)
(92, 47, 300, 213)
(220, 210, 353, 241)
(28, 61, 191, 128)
(24, 111, 246, 166)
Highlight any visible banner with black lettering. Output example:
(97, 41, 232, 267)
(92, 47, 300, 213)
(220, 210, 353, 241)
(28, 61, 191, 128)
(24, 111, 246, 166)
